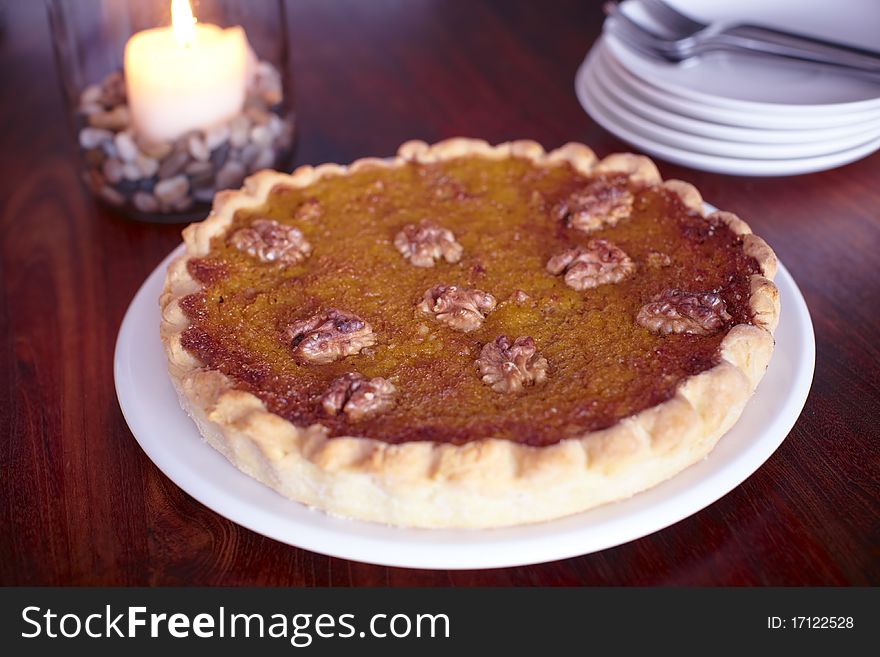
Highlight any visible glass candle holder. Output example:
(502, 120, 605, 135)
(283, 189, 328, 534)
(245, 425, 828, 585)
(48, 0, 295, 222)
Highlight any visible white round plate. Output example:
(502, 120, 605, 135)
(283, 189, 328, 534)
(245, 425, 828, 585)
(577, 57, 880, 175)
(608, 0, 880, 112)
(116, 241, 814, 570)
(586, 49, 880, 159)
(595, 40, 880, 140)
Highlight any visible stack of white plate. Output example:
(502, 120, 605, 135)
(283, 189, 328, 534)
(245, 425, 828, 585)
(576, 0, 880, 175)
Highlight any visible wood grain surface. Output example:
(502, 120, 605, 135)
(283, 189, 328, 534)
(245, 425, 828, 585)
(1, 0, 877, 585)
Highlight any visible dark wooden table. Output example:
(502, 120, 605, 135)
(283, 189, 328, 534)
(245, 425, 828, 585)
(1, 0, 877, 586)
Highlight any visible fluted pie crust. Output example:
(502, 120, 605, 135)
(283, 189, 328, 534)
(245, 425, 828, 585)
(160, 138, 779, 528)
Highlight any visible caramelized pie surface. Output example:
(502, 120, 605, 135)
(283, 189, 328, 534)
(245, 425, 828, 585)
(179, 156, 760, 446)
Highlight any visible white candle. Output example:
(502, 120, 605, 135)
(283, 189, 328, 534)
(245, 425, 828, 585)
(124, 0, 249, 143)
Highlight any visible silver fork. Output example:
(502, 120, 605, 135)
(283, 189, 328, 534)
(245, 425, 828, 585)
(604, 0, 880, 78)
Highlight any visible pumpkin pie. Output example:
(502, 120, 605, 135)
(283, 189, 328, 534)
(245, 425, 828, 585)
(160, 138, 779, 528)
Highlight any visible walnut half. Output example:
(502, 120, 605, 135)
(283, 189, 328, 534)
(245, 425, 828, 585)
(554, 180, 634, 233)
(476, 336, 548, 393)
(546, 239, 634, 290)
(284, 309, 376, 364)
(394, 219, 463, 267)
(418, 284, 497, 332)
(320, 373, 396, 421)
(636, 289, 732, 336)
(231, 218, 311, 265)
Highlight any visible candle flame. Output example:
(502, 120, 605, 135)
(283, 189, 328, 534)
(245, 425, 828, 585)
(171, 0, 197, 48)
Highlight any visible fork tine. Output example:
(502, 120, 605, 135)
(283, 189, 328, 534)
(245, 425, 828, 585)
(603, 1, 669, 42)
(602, 3, 683, 62)
(603, 22, 677, 61)
(639, 0, 706, 36)
(608, 0, 880, 75)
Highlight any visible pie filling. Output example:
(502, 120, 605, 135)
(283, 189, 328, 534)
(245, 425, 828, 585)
(179, 156, 760, 446)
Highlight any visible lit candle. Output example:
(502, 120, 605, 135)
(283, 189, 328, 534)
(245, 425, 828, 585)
(124, 0, 249, 143)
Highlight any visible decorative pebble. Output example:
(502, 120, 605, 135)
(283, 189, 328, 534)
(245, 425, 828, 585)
(263, 88, 283, 107)
(210, 142, 230, 170)
(101, 139, 118, 159)
(102, 158, 123, 183)
(100, 71, 126, 107)
(204, 125, 230, 151)
(254, 61, 276, 80)
(229, 115, 251, 148)
(157, 150, 189, 179)
(80, 103, 104, 116)
(187, 134, 210, 162)
(79, 127, 113, 149)
(99, 185, 125, 206)
(133, 191, 159, 213)
(185, 160, 214, 188)
(185, 160, 212, 176)
(192, 187, 216, 203)
(77, 61, 289, 216)
(245, 106, 270, 125)
(88, 106, 129, 131)
(137, 138, 172, 160)
(191, 172, 215, 189)
(267, 113, 284, 137)
(87, 170, 106, 193)
(135, 154, 159, 178)
(155, 175, 189, 204)
(240, 143, 260, 167)
(277, 122, 294, 150)
(114, 178, 140, 196)
(251, 147, 275, 171)
(84, 148, 106, 168)
(254, 61, 284, 106)
(114, 131, 139, 162)
(122, 161, 142, 181)
(250, 124, 273, 148)
(137, 177, 157, 193)
(215, 161, 246, 190)
(80, 84, 103, 107)
(171, 196, 195, 212)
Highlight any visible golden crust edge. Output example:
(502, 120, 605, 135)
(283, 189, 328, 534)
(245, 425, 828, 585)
(160, 139, 779, 528)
